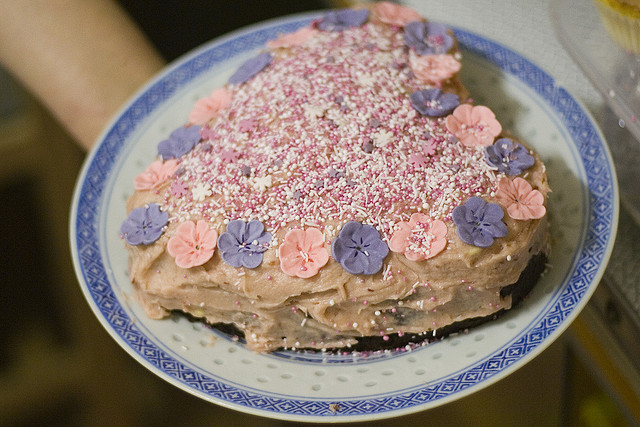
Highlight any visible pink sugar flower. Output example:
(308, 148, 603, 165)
(220, 149, 241, 163)
(409, 52, 461, 85)
(238, 118, 257, 133)
(496, 177, 546, 220)
(372, 2, 423, 27)
(279, 228, 329, 278)
(266, 26, 318, 49)
(389, 213, 447, 261)
(170, 179, 188, 198)
(167, 220, 218, 268)
(200, 125, 217, 141)
(134, 159, 178, 191)
(408, 152, 429, 167)
(445, 104, 502, 147)
(189, 87, 232, 126)
(423, 138, 437, 156)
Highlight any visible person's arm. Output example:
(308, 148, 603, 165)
(0, 0, 165, 150)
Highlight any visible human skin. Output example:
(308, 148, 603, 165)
(0, 0, 165, 150)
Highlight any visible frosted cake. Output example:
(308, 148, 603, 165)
(120, 3, 550, 352)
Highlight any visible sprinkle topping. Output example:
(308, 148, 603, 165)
(158, 23, 498, 242)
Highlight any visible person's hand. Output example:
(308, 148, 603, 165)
(0, 0, 165, 150)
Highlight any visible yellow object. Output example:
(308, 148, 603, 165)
(594, 0, 640, 53)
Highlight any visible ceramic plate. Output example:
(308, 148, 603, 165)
(70, 13, 618, 422)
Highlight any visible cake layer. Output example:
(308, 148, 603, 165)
(194, 252, 548, 352)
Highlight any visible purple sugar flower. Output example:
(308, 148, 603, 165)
(158, 125, 202, 160)
(410, 88, 460, 117)
(317, 9, 370, 32)
(362, 138, 374, 153)
(452, 197, 508, 248)
(228, 52, 272, 85)
(484, 138, 535, 176)
(328, 168, 345, 178)
(120, 203, 168, 246)
(404, 21, 453, 55)
(217, 219, 272, 268)
(331, 221, 388, 275)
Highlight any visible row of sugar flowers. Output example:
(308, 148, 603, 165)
(121, 3, 546, 278)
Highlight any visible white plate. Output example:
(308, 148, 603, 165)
(70, 13, 618, 422)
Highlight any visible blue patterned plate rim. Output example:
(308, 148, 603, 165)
(70, 12, 618, 422)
